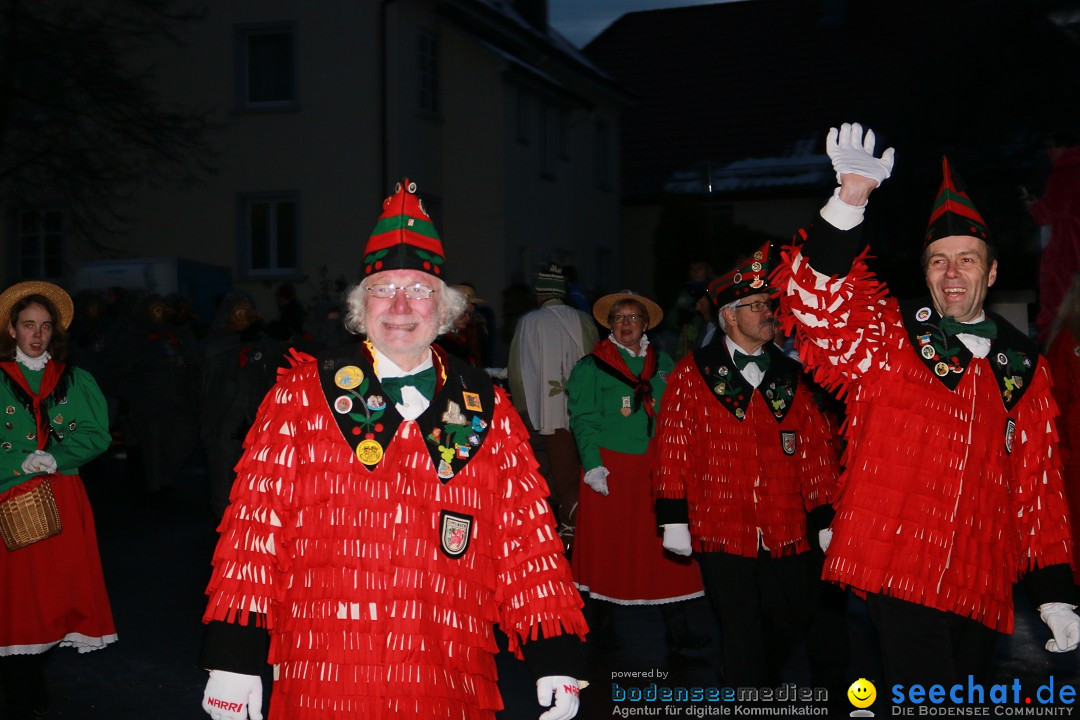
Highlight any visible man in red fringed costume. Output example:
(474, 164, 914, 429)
(198, 179, 587, 720)
(775, 122, 1079, 692)
(652, 246, 839, 687)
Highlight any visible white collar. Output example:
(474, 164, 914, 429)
(15, 347, 50, 371)
(724, 335, 765, 358)
(371, 346, 433, 379)
(607, 333, 650, 358)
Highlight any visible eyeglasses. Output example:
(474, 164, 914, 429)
(611, 314, 644, 325)
(365, 283, 436, 300)
(732, 300, 775, 313)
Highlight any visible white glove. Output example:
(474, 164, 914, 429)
(818, 528, 833, 553)
(202, 670, 263, 720)
(537, 675, 581, 720)
(662, 523, 692, 557)
(20, 450, 57, 475)
(1039, 602, 1080, 652)
(826, 122, 895, 186)
(583, 467, 609, 496)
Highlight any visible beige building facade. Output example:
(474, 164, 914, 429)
(5, 0, 626, 344)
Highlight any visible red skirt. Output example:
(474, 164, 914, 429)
(571, 445, 703, 604)
(0, 473, 117, 655)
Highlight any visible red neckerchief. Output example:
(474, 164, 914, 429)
(0, 360, 66, 451)
(589, 339, 659, 434)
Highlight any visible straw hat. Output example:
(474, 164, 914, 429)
(0, 281, 75, 330)
(450, 284, 486, 305)
(592, 290, 663, 330)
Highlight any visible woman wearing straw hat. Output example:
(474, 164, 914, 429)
(566, 290, 707, 652)
(0, 281, 117, 717)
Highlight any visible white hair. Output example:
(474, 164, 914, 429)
(716, 299, 739, 334)
(344, 276, 466, 337)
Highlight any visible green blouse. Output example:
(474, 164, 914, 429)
(566, 342, 674, 472)
(0, 363, 111, 493)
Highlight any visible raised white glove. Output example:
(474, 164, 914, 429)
(583, 467, 609, 496)
(818, 528, 833, 553)
(1039, 602, 1080, 652)
(20, 450, 57, 475)
(662, 523, 692, 557)
(537, 675, 581, 720)
(202, 670, 263, 720)
(826, 122, 895, 186)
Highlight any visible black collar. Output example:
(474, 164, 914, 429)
(900, 298, 1039, 412)
(316, 343, 495, 482)
(692, 339, 800, 423)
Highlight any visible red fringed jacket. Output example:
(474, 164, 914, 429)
(653, 340, 839, 557)
(202, 345, 586, 720)
(775, 233, 1073, 633)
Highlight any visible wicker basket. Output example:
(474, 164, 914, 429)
(0, 478, 62, 551)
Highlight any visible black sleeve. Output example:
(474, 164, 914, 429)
(806, 504, 836, 545)
(521, 632, 587, 682)
(199, 618, 271, 674)
(798, 219, 866, 278)
(1023, 564, 1078, 609)
(655, 497, 690, 527)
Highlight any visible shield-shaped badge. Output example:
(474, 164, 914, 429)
(439, 510, 474, 558)
(1004, 418, 1016, 454)
(780, 430, 797, 456)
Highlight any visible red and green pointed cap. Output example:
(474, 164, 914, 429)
(708, 240, 775, 307)
(363, 178, 446, 279)
(924, 157, 990, 246)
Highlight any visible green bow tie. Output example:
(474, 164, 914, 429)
(380, 367, 437, 406)
(733, 350, 770, 372)
(939, 316, 998, 341)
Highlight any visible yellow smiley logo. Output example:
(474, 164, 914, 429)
(847, 678, 877, 709)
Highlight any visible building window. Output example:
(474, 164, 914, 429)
(237, 24, 296, 110)
(17, 209, 64, 279)
(417, 29, 440, 115)
(240, 193, 298, 278)
(594, 118, 612, 190)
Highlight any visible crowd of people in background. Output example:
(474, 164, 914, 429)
(3, 120, 1080, 720)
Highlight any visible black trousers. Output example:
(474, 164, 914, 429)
(697, 549, 812, 687)
(867, 593, 998, 694)
(0, 652, 48, 714)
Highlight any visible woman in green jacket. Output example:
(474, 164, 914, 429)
(0, 281, 116, 717)
(567, 291, 706, 653)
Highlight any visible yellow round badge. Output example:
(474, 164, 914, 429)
(334, 365, 364, 390)
(356, 438, 383, 465)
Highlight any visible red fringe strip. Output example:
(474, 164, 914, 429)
(771, 244, 895, 400)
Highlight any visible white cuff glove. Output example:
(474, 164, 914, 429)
(537, 675, 581, 720)
(583, 467, 609, 496)
(662, 523, 692, 557)
(20, 450, 57, 475)
(1039, 602, 1080, 652)
(818, 528, 833, 553)
(202, 670, 264, 720)
(826, 122, 895, 186)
